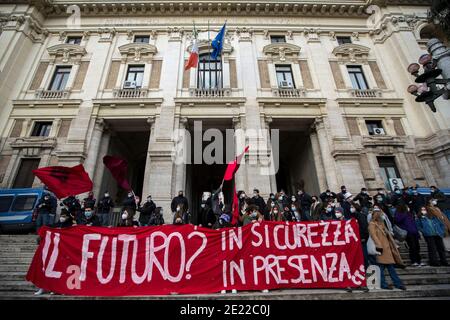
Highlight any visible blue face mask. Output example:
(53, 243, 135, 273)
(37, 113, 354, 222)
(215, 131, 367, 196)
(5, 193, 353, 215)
(84, 211, 93, 219)
(327, 207, 333, 213)
(395, 190, 401, 195)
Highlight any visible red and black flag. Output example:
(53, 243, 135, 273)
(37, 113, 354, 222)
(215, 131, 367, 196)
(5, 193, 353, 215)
(33, 164, 93, 199)
(103, 155, 131, 191)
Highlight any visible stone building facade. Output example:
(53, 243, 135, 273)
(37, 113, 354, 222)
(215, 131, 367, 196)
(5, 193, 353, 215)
(0, 0, 449, 222)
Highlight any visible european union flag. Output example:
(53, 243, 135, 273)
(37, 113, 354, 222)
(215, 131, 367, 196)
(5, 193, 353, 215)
(211, 22, 226, 60)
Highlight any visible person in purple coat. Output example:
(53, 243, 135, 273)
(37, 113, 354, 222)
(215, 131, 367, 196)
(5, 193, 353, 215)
(394, 204, 424, 267)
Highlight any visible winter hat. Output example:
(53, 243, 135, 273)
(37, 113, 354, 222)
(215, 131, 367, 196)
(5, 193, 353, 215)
(220, 214, 231, 223)
(335, 207, 344, 213)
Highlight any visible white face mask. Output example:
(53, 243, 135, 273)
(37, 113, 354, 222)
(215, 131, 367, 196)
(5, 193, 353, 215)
(431, 200, 437, 205)
(105, 193, 109, 197)
(122, 213, 128, 220)
(350, 208, 356, 213)
(291, 197, 296, 202)
(291, 206, 296, 211)
(201, 204, 205, 208)
(251, 211, 257, 218)
(177, 207, 180, 212)
(59, 217, 67, 223)
(335, 213, 343, 219)
(421, 211, 427, 216)
(270, 202, 275, 207)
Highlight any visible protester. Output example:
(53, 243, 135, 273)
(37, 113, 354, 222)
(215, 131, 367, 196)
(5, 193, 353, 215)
(171, 190, 189, 214)
(119, 208, 139, 227)
(416, 206, 449, 267)
(310, 196, 322, 221)
(320, 201, 335, 220)
(390, 187, 406, 207)
(96, 191, 114, 226)
(427, 198, 450, 252)
(354, 187, 373, 215)
(296, 189, 313, 219)
(394, 204, 423, 267)
(290, 202, 304, 222)
(149, 207, 165, 226)
(137, 195, 156, 226)
(51, 209, 75, 228)
(430, 186, 446, 211)
(242, 205, 263, 225)
(319, 189, 337, 204)
(368, 205, 394, 236)
(336, 186, 348, 205)
(173, 203, 187, 225)
(276, 191, 289, 209)
(82, 191, 96, 210)
(122, 191, 138, 210)
(368, 209, 406, 290)
(334, 207, 345, 221)
(35, 193, 55, 232)
(251, 189, 266, 214)
(62, 195, 82, 224)
(409, 187, 426, 215)
(350, 203, 370, 268)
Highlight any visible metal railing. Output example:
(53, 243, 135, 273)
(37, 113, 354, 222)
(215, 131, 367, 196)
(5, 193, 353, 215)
(272, 87, 305, 97)
(189, 88, 231, 97)
(35, 90, 70, 99)
(350, 89, 381, 98)
(113, 88, 148, 98)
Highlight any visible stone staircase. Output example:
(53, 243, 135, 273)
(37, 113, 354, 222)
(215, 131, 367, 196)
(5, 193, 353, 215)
(0, 234, 449, 300)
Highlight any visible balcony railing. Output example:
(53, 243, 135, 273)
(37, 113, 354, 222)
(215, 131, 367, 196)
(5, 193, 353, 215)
(35, 90, 70, 99)
(189, 88, 231, 97)
(113, 88, 148, 98)
(350, 89, 381, 98)
(272, 87, 305, 98)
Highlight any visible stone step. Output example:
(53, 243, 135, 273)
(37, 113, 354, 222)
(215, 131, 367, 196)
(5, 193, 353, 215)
(0, 273, 26, 281)
(0, 284, 450, 300)
(0, 264, 30, 272)
(2, 273, 449, 293)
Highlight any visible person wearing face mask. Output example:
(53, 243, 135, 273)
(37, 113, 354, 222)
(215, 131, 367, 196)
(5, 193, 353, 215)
(320, 201, 335, 221)
(290, 202, 306, 222)
(349, 203, 371, 268)
(319, 189, 337, 204)
(265, 195, 277, 220)
(62, 195, 82, 224)
(296, 189, 313, 219)
(52, 209, 75, 228)
(269, 206, 283, 222)
(336, 186, 348, 206)
(334, 207, 345, 221)
(171, 190, 189, 215)
(427, 198, 450, 252)
(310, 196, 323, 221)
(137, 195, 156, 226)
(242, 205, 263, 225)
(97, 191, 115, 226)
(367, 205, 394, 236)
(122, 191, 138, 210)
(199, 191, 213, 227)
(252, 189, 267, 214)
(275, 191, 289, 209)
(82, 191, 96, 210)
(430, 186, 446, 211)
(353, 188, 373, 215)
(119, 208, 139, 227)
(35, 193, 54, 232)
(368, 209, 406, 290)
(79, 207, 101, 227)
(390, 187, 406, 207)
(416, 206, 449, 266)
(394, 204, 423, 267)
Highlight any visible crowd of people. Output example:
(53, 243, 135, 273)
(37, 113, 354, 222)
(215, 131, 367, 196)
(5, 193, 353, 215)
(34, 184, 450, 292)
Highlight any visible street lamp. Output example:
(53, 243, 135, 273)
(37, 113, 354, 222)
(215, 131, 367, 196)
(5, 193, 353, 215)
(407, 38, 450, 112)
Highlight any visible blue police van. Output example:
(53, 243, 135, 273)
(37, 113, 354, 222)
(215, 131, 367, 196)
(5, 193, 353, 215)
(0, 188, 45, 233)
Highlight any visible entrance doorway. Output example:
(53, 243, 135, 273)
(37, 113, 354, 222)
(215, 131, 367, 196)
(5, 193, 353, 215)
(185, 119, 234, 223)
(270, 118, 320, 196)
(99, 119, 150, 204)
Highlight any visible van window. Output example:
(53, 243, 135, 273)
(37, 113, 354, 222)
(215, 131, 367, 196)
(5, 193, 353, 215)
(0, 196, 14, 213)
(11, 195, 38, 212)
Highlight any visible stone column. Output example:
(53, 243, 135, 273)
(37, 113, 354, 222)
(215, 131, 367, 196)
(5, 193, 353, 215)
(93, 127, 111, 198)
(83, 118, 105, 180)
(309, 125, 327, 192)
(314, 117, 339, 191)
(142, 116, 156, 198)
(233, 116, 246, 192)
(264, 116, 278, 194)
(174, 117, 188, 194)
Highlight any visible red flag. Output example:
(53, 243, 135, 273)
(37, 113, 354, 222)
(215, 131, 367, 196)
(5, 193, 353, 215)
(33, 164, 93, 199)
(231, 185, 239, 225)
(223, 146, 249, 181)
(103, 155, 131, 191)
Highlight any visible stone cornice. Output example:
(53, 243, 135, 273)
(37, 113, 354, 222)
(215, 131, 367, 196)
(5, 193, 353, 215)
(332, 43, 370, 63)
(47, 43, 87, 63)
(118, 42, 157, 62)
(263, 43, 301, 62)
(39, 1, 370, 18)
(186, 39, 232, 55)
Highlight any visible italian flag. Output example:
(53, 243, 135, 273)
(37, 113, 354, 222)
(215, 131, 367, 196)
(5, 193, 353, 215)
(184, 39, 199, 71)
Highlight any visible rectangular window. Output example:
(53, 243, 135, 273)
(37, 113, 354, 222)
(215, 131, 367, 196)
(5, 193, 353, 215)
(125, 65, 145, 88)
(66, 36, 82, 45)
(48, 66, 72, 91)
(134, 35, 150, 43)
(365, 120, 384, 135)
(11, 195, 38, 212)
(12, 159, 40, 188)
(0, 196, 14, 213)
(337, 36, 352, 45)
(31, 121, 52, 137)
(377, 157, 401, 191)
(275, 65, 295, 88)
(347, 65, 368, 90)
(270, 35, 286, 43)
(197, 54, 223, 89)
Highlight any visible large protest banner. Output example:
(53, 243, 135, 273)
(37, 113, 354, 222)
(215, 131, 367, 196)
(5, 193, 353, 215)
(26, 220, 366, 296)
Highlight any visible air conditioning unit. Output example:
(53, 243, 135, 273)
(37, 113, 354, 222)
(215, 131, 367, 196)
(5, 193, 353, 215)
(389, 178, 404, 191)
(373, 128, 385, 135)
(123, 80, 137, 89)
(279, 80, 293, 88)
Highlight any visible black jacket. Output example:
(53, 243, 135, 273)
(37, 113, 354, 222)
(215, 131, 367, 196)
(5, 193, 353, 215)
(37, 197, 53, 215)
(97, 196, 114, 214)
(171, 195, 189, 212)
(251, 196, 266, 213)
(353, 192, 373, 208)
(62, 196, 82, 214)
(319, 192, 337, 204)
(351, 211, 369, 242)
(82, 196, 96, 209)
(79, 215, 101, 226)
(122, 196, 137, 209)
(297, 193, 313, 210)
